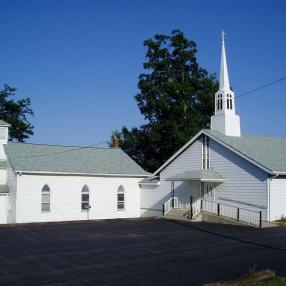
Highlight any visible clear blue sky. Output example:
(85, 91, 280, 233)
(1, 0, 286, 146)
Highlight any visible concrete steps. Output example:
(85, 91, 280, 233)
(164, 208, 192, 222)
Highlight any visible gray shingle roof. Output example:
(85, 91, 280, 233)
(166, 169, 225, 182)
(5, 142, 149, 176)
(204, 129, 286, 173)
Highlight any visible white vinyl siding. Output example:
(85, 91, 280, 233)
(141, 135, 268, 220)
(0, 194, 8, 224)
(210, 139, 268, 220)
(269, 178, 286, 221)
(14, 174, 141, 223)
(141, 139, 202, 217)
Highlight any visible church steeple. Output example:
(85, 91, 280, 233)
(211, 32, 241, 137)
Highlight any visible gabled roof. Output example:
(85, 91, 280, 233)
(5, 142, 149, 176)
(166, 169, 225, 182)
(204, 129, 286, 174)
(0, 120, 11, 127)
(154, 129, 286, 176)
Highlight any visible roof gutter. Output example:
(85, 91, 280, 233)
(15, 170, 149, 178)
(138, 182, 160, 186)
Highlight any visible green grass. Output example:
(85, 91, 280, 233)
(275, 215, 286, 226)
(239, 277, 286, 285)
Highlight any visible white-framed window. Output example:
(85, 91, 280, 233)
(81, 185, 90, 211)
(117, 185, 125, 210)
(226, 94, 233, 110)
(41, 184, 50, 212)
(202, 135, 210, 170)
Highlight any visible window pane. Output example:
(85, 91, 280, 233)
(41, 203, 50, 211)
(82, 194, 89, 202)
(82, 202, 89, 210)
(117, 202, 124, 209)
(42, 194, 50, 203)
(117, 194, 124, 201)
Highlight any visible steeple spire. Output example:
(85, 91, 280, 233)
(210, 32, 241, 137)
(219, 31, 230, 90)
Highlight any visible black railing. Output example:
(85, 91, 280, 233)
(201, 199, 263, 227)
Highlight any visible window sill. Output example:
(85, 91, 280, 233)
(41, 210, 51, 213)
(117, 209, 125, 211)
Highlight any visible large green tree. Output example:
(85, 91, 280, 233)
(113, 30, 218, 172)
(0, 84, 34, 141)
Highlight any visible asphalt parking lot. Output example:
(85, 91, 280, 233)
(0, 219, 286, 286)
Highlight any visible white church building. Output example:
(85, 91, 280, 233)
(0, 133, 149, 224)
(0, 34, 286, 225)
(140, 33, 286, 225)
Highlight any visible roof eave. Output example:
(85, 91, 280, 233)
(165, 178, 226, 182)
(272, 171, 286, 176)
(15, 170, 149, 178)
(138, 182, 160, 186)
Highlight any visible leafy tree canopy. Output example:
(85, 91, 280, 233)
(113, 30, 218, 172)
(0, 84, 34, 142)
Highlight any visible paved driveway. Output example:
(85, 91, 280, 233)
(0, 219, 286, 286)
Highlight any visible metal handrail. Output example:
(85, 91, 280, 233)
(202, 199, 261, 214)
(201, 199, 262, 227)
(163, 196, 178, 216)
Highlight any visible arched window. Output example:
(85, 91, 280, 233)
(117, 185, 125, 210)
(41, 184, 50, 212)
(81, 185, 90, 210)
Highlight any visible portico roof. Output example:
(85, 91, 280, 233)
(166, 169, 225, 182)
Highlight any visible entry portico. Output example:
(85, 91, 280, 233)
(163, 169, 225, 217)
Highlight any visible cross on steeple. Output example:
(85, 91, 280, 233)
(221, 31, 226, 43)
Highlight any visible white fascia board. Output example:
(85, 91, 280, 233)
(15, 170, 149, 178)
(272, 171, 286, 176)
(165, 178, 226, 182)
(153, 130, 204, 176)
